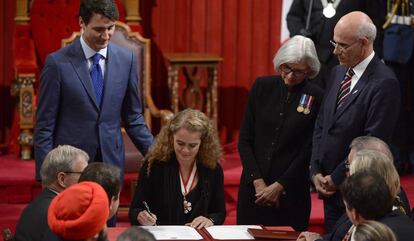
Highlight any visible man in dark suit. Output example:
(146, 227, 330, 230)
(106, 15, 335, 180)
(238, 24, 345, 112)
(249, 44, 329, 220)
(298, 170, 414, 241)
(310, 11, 400, 232)
(15, 145, 88, 241)
(34, 0, 153, 181)
(286, 0, 386, 88)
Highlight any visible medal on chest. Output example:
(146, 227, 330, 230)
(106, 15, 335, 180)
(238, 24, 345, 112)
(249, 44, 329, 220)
(321, 0, 341, 18)
(297, 94, 314, 115)
(179, 162, 197, 214)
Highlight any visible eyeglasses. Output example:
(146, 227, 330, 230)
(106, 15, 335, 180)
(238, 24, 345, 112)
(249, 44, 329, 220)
(279, 64, 308, 78)
(330, 39, 360, 52)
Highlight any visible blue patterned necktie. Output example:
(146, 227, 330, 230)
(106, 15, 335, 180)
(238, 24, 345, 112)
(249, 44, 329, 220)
(90, 53, 103, 106)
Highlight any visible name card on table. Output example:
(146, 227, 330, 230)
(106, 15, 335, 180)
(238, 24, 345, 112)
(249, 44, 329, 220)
(204, 225, 262, 240)
(142, 226, 203, 240)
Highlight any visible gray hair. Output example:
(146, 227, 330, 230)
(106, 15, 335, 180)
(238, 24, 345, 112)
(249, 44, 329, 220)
(354, 220, 397, 241)
(273, 35, 320, 79)
(117, 227, 156, 241)
(40, 145, 89, 185)
(356, 20, 376, 43)
(349, 150, 400, 199)
(349, 136, 393, 161)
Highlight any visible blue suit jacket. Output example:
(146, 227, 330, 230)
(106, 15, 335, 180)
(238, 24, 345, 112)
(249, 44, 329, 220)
(34, 39, 154, 179)
(311, 56, 400, 185)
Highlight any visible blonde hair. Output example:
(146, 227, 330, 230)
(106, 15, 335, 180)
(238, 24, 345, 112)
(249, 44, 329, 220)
(349, 150, 400, 199)
(146, 109, 222, 173)
(354, 220, 396, 241)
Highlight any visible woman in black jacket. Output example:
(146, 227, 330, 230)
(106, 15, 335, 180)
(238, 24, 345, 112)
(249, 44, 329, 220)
(237, 35, 323, 231)
(129, 109, 225, 228)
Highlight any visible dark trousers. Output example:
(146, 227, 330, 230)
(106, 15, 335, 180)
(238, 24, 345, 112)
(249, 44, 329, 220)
(323, 191, 345, 234)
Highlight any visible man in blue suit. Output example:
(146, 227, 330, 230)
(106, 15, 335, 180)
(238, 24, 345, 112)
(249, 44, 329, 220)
(34, 0, 153, 181)
(310, 11, 400, 232)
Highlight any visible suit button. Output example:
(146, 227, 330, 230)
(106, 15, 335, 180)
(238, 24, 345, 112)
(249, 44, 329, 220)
(279, 113, 284, 116)
(271, 142, 275, 146)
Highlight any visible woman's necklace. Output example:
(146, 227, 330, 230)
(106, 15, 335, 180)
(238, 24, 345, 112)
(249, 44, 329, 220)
(321, 0, 341, 18)
(179, 161, 197, 214)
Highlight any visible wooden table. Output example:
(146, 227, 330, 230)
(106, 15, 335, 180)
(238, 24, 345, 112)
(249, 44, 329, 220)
(165, 53, 222, 128)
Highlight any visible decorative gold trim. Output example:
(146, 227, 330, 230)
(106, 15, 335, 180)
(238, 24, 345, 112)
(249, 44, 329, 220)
(15, 0, 30, 24)
(125, 0, 142, 23)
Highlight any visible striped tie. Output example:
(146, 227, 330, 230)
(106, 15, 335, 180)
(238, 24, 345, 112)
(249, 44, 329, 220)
(336, 68, 354, 108)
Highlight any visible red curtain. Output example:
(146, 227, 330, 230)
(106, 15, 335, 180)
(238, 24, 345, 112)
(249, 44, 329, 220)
(141, 0, 282, 143)
(0, 1, 16, 149)
(0, 0, 283, 150)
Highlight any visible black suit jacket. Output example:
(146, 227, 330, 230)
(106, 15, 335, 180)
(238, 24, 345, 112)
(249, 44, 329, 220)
(311, 56, 400, 185)
(15, 188, 57, 241)
(129, 156, 226, 225)
(320, 210, 414, 241)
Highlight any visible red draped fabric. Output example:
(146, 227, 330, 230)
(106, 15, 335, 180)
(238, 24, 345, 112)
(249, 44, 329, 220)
(140, 0, 283, 143)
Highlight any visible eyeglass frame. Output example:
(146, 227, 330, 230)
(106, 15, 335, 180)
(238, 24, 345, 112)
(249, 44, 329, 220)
(63, 171, 83, 175)
(279, 64, 309, 78)
(330, 39, 361, 52)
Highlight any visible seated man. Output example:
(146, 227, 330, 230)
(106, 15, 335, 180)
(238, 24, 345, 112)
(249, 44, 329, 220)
(15, 145, 89, 241)
(298, 170, 414, 241)
(78, 162, 122, 220)
(116, 227, 156, 241)
(47, 182, 109, 241)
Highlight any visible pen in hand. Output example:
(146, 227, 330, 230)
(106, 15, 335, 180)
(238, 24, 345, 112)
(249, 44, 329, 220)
(143, 201, 157, 225)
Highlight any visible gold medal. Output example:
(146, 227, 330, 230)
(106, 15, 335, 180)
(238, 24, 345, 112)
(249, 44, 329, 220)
(297, 106, 304, 112)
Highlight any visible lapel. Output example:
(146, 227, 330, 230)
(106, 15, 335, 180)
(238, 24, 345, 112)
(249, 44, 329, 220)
(326, 67, 347, 127)
(68, 39, 100, 111)
(100, 43, 118, 114)
(334, 57, 378, 119)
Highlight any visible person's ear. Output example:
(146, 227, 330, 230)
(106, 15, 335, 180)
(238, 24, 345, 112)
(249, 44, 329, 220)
(79, 16, 85, 28)
(56, 172, 68, 188)
(349, 207, 360, 223)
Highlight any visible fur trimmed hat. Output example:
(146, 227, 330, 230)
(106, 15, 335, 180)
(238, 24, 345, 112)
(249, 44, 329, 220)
(48, 181, 109, 240)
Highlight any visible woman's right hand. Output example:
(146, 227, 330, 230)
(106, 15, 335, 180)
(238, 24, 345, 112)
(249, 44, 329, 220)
(137, 210, 157, 226)
(253, 178, 267, 195)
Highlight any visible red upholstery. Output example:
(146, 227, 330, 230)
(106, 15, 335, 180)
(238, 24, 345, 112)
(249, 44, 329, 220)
(29, 0, 125, 65)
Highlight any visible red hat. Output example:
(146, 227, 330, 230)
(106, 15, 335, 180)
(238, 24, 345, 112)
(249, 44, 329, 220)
(48, 181, 109, 240)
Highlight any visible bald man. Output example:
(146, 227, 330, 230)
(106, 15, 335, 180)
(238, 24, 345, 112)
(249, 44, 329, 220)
(310, 11, 400, 232)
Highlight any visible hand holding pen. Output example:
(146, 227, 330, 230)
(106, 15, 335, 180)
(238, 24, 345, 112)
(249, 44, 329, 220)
(137, 201, 157, 226)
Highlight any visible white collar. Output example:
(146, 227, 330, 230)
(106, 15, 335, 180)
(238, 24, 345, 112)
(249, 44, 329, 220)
(80, 35, 108, 60)
(351, 51, 375, 79)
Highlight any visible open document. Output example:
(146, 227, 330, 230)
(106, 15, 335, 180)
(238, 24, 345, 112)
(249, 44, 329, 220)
(205, 225, 262, 240)
(141, 226, 203, 240)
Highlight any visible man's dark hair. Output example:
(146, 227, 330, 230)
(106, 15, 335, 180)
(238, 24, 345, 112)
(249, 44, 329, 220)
(341, 170, 393, 220)
(79, 0, 119, 25)
(117, 227, 156, 241)
(79, 162, 121, 201)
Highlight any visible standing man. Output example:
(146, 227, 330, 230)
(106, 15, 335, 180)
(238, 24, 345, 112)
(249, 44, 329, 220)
(34, 0, 153, 180)
(286, 0, 387, 88)
(310, 11, 400, 232)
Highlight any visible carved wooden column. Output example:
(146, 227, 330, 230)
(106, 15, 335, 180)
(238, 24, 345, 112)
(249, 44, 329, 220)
(165, 53, 222, 128)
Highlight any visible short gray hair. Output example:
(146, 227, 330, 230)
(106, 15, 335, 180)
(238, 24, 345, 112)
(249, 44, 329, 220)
(40, 145, 89, 185)
(273, 35, 320, 79)
(356, 20, 376, 43)
(349, 136, 393, 161)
